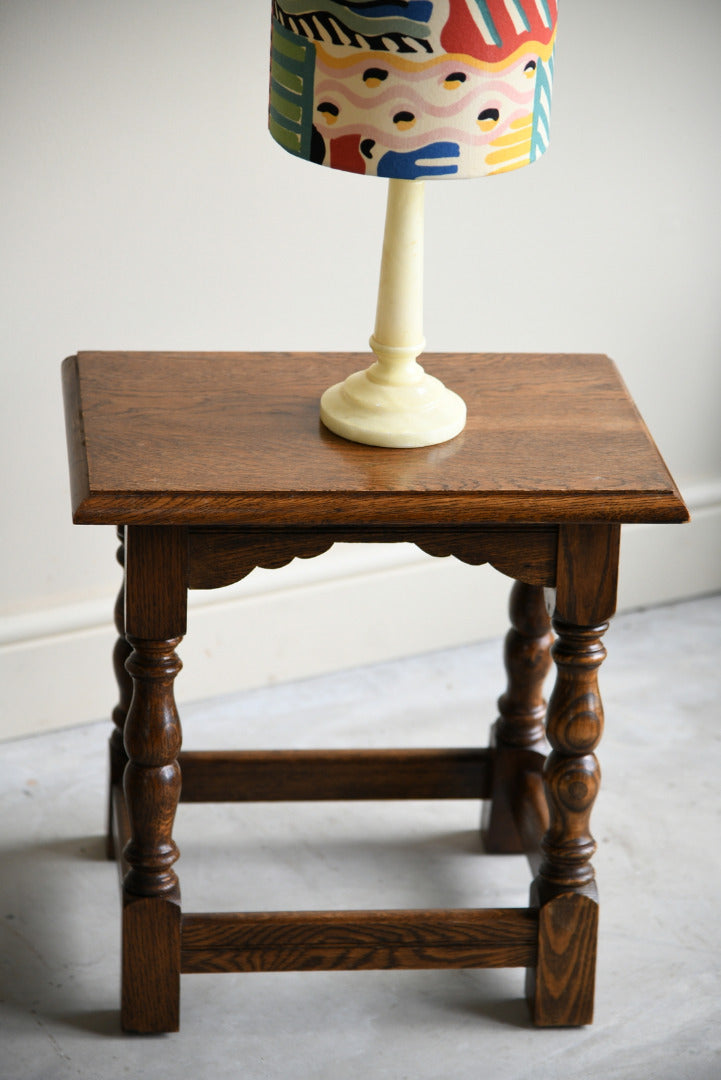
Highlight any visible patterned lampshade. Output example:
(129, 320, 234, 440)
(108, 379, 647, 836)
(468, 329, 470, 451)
(269, 0, 557, 181)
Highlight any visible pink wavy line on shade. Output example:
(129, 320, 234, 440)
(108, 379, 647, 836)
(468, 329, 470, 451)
(315, 42, 548, 79)
(317, 100, 530, 135)
(319, 120, 525, 151)
(314, 78, 534, 116)
(316, 62, 515, 85)
(314, 85, 479, 120)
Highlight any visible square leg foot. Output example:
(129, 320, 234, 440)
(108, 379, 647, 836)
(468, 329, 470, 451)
(526, 892, 598, 1027)
(122, 895, 181, 1034)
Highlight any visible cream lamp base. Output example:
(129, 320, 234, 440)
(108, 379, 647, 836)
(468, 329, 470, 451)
(320, 348, 466, 449)
(320, 178, 467, 449)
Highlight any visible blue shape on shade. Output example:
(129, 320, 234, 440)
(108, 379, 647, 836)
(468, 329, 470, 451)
(378, 142, 460, 179)
(530, 52, 553, 162)
(472, 1, 502, 46)
(509, 0, 531, 32)
(537, 0, 553, 26)
(345, 2, 433, 23)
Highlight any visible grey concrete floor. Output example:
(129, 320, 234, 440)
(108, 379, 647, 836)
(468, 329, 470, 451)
(1, 594, 720, 1080)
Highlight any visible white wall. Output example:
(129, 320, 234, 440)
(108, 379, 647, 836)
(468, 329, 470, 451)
(2, 1, 720, 739)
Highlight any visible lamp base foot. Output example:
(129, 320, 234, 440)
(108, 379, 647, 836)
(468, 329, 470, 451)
(320, 364, 467, 448)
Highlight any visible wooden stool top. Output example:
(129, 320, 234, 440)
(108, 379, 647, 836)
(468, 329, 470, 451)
(62, 351, 687, 527)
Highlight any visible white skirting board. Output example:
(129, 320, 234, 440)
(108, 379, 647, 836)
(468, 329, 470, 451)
(1, 482, 719, 741)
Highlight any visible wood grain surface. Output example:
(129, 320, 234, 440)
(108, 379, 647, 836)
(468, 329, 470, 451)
(187, 523, 558, 589)
(176, 747, 493, 803)
(62, 352, 688, 525)
(180, 907, 538, 974)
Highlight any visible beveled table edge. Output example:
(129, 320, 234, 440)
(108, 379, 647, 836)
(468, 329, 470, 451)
(68, 490, 690, 527)
(62, 351, 690, 527)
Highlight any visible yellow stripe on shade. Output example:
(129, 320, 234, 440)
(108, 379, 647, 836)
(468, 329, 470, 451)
(485, 141, 531, 165)
(488, 160, 530, 174)
(316, 33, 556, 75)
(490, 129, 533, 148)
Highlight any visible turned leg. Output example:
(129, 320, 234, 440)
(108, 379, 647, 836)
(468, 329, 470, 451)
(107, 527, 133, 859)
(122, 635, 183, 1033)
(121, 526, 187, 1034)
(525, 617, 606, 1025)
(526, 524, 619, 1027)
(482, 581, 552, 853)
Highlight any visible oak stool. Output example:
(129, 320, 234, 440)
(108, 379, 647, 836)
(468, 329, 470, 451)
(62, 351, 688, 1032)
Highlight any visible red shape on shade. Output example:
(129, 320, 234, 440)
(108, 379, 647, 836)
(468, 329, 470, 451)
(330, 134, 366, 174)
(440, 0, 557, 64)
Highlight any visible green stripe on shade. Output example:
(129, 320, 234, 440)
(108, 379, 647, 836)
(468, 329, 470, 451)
(271, 45, 308, 78)
(270, 89, 302, 124)
(271, 63, 303, 95)
(270, 23, 307, 62)
(269, 117, 303, 154)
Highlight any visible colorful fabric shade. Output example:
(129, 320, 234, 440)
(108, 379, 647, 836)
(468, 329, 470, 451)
(268, 0, 557, 180)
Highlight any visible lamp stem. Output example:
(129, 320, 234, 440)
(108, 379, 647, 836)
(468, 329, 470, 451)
(369, 178, 426, 384)
(319, 177, 465, 447)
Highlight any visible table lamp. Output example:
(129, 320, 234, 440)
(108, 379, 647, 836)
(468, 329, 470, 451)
(269, 0, 557, 447)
